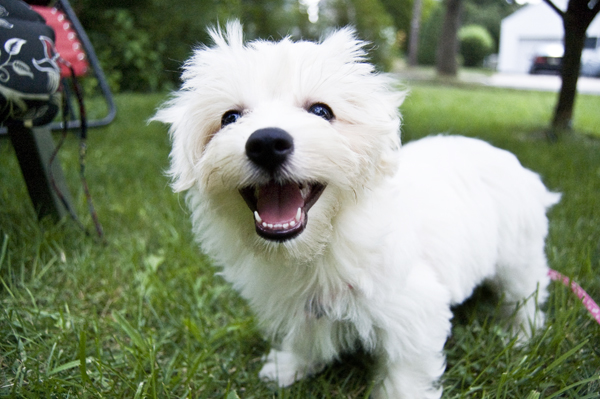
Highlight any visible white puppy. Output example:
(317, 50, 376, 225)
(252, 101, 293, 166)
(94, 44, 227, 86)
(153, 21, 560, 399)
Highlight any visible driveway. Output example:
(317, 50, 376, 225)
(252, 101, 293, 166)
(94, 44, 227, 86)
(394, 68, 600, 95)
(483, 73, 600, 95)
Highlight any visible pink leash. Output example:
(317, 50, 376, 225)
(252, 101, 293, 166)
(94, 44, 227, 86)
(548, 269, 600, 325)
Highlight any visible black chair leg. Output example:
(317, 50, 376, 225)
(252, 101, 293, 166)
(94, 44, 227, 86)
(7, 122, 74, 221)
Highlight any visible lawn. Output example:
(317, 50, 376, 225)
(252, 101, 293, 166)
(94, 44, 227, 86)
(1, 84, 599, 398)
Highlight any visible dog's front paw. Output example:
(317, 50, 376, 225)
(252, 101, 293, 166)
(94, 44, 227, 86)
(259, 349, 323, 387)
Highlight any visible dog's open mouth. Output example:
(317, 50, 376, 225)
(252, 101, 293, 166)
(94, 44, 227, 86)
(240, 182, 325, 241)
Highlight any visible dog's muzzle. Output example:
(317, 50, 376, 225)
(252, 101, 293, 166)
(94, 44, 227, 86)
(240, 127, 325, 242)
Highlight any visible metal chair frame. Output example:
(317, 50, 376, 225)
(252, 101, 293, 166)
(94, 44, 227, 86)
(1, 0, 115, 221)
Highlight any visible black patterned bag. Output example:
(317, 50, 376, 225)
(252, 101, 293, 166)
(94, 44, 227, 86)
(0, 0, 60, 126)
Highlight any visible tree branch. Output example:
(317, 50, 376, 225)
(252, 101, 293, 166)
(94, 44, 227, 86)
(542, 0, 565, 17)
(591, 0, 600, 16)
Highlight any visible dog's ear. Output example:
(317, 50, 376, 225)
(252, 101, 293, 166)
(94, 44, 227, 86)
(207, 20, 244, 50)
(151, 102, 198, 192)
(320, 27, 369, 65)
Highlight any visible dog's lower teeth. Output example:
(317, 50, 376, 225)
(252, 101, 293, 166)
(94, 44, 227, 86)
(295, 207, 302, 222)
(258, 219, 296, 230)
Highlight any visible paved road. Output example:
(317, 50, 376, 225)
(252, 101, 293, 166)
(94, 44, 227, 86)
(483, 73, 600, 95)
(395, 69, 600, 95)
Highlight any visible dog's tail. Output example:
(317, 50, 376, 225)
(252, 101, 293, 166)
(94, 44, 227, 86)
(544, 190, 561, 210)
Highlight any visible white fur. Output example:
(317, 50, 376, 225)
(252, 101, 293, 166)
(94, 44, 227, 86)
(153, 21, 560, 399)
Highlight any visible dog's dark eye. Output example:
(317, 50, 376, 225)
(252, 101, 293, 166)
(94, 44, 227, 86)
(221, 110, 242, 127)
(308, 103, 334, 121)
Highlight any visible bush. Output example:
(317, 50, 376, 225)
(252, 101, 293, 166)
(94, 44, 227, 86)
(463, 0, 519, 54)
(458, 24, 494, 67)
(417, 2, 444, 65)
(87, 9, 166, 92)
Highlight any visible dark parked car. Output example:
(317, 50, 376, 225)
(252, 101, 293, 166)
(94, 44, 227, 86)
(529, 38, 600, 78)
(529, 44, 563, 75)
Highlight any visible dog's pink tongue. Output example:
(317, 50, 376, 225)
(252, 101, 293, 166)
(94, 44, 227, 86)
(257, 182, 303, 224)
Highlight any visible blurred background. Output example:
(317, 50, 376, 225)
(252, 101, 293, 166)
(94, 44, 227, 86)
(70, 0, 518, 92)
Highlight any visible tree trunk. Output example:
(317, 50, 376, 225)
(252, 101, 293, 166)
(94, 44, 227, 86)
(543, 0, 600, 136)
(552, 16, 587, 131)
(408, 0, 422, 67)
(436, 0, 462, 76)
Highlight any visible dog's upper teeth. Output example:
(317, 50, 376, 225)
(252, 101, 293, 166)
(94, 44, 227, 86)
(254, 211, 263, 224)
(300, 185, 309, 199)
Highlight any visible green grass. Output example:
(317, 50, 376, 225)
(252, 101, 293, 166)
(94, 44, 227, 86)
(1, 85, 599, 398)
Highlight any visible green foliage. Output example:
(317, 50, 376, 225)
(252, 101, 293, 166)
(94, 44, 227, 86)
(238, 0, 294, 39)
(416, 0, 519, 67)
(88, 8, 165, 92)
(72, 0, 290, 92)
(312, 0, 400, 71)
(462, 0, 520, 53)
(348, 0, 399, 70)
(70, 0, 405, 92)
(1, 85, 600, 397)
(65, 0, 525, 89)
(380, 0, 439, 54)
(458, 24, 494, 67)
(417, 1, 444, 65)
(380, 0, 414, 44)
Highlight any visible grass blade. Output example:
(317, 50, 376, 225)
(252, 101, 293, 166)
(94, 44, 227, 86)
(0, 234, 8, 270)
(545, 375, 600, 399)
(543, 340, 588, 375)
(48, 360, 81, 376)
(112, 311, 147, 352)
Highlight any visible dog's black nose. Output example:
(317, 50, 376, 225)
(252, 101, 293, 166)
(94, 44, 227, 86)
(245, 128, 294, 171)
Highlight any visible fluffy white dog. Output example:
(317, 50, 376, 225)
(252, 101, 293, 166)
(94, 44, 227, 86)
(153, 22, 560, 399)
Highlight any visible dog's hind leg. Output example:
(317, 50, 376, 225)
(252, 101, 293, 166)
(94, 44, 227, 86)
(491, 262, 550, 340)
(487, 179, 557, 340)
(490, 241, 551, 340)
